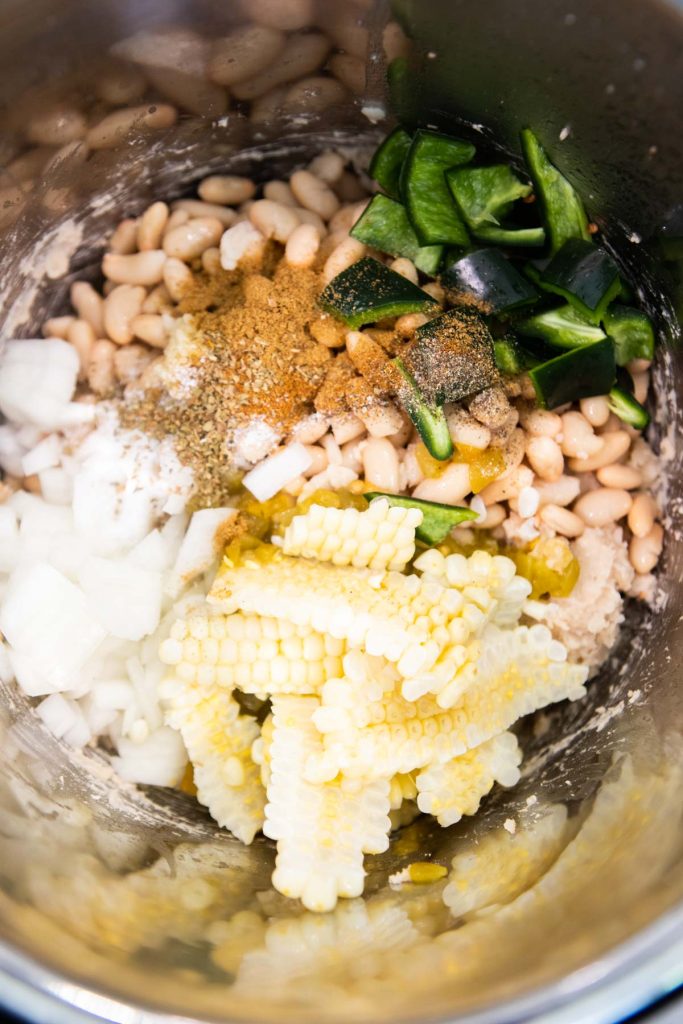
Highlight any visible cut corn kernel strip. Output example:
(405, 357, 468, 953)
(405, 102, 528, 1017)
(162, 677, 264, 844)
(209, 551, 527, 693)
(306, 624, 587, 781)
(264, 695, 392, 912)
(416, 731, 522, 826)
(159, 613, 345, 696)
(282, 498, 422, 571)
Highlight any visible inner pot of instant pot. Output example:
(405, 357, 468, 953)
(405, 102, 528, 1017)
(0, 1, 682, 1022)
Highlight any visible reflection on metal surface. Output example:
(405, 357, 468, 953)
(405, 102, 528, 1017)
(0, 1, 681, 1023)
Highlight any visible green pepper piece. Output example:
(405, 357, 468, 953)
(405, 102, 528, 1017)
(446, 164, 532, 228)
(365, 492, 477, 545)
(407, 308, 500, 405)
(440, 248, 538, 315)
(529, 337, 616, 409)
(350, 194, 443, 275)
(473, 224, 545, 247)
(604, 304, 655, 365)
(520, 128, 590, 254)
(608, 385, 650, 429)
(539, 238, 621, 323)
(393, 357, 453, 460)
(402, 130, 475, 246)
(493, 336, 526, 375)
(518, 304, 606, 349)
(368, 126, 412, 200)
(319, 257, 438, 329)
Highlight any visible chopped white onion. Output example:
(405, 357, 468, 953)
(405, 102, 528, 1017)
(0, 425, 28, 476)
(113, 726, 187, 786)
(79, 555, 162, 642)
(0, 506, 18, 573)
(38, 467, 73, 505)
(168, 507, 238, 597)
(127, 529, 172, 573)
(0, 339, 79, 428)
(0, 562, 106, 691)
(35, 693, 80, 738)
(242, 443, 313, 502)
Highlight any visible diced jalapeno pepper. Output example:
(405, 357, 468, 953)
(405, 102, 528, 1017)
(520, 128, 590, 253)
(366, 491, 477, 545)
(608, 385, 650, 429)
(539, 238, 621, 323)
(447, 163, 532, 229)
(368, 126, 412, 200)
(529, 337, 616, 409)
(402, 130, 475, 246)
(441, 248, 538, 315)
(604, 304, 655, 365)
(393, 357, 454, 460)
(518, 303, 606, 348)
(319, 257, 439, 328)
(350, 194, 443, 275)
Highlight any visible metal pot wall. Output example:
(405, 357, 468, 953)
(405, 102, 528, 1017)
(0, 2, 681, 1022)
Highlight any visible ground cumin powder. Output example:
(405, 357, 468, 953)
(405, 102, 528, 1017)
(120, 252, 333, 508)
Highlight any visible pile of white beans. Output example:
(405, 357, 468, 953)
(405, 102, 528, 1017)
(29, 140, 663, 588)
(0, 0, 409, 228)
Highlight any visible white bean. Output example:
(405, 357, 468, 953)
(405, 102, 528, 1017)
(568, 431, 631, 472)
(627, 492, 658, 538)
(534, 475, 582, 507)
(560, 411, 603, 459)
(250, 86, 288, 124)
(395, 312, 430, 337)
(632, 371, 649, 405)
(208, 26, 285, 86)
(519, 406, 562, 437)
(142, 284, 172, 314)
(421, 281, 446, 306)
(478, 464, 533, 505)
(413, 463, 471, 504)
(323, 236, 366, 284)
(144, 68, 228, 118)
(231, 32, 330, 101)
(526, 436, 564, 482)
(108, 218, 138, 255)
(131, 313, 167, 348)
(249, 199, 300, 243)
(579, 395, 610, 427)
(628, 358, 652, 374)
(302, 445, 328, 476)
(389, 257, 418, 284)
(103, 284, 146, 344)
(43, 315, 75, 339)
(573, 488, 632, 527)
(263, 180, 297, 206)
(330, 414, 366, 445)
(87, 103, 177, 149)
(290, 169, 340, 221)
(629, 523, 663, 573)
(202, 247, 222, 274)
(283, 76, 348, 115)
(478, 503, 506, 529)
(95, 64, 147, 106)
(360, 403, 405, 438)
(363, 438, 401, 492)
(163, 217, 224, 260)
(172, 199, 237, 227)
(291, 206, 326, 236)
(27, 107, 87, 147)
(539, 503, 585, 538)
(164, 209, 189, 234)
(220, 221, 266, 271)
(329, 53, 366, 94)
(103, 250, 166, 286)
(163, 257, 193, 301)
(66, 318, 95, 380)
(136, 202, 169, 251)
(70, 281, 104, 336)
(308, 150, 345, 185)
(290, 414, 329, 445)
(114, 343, 154, 384)
(341, 436, 366, 473)
(468, 387, 510, 429)
(595, 464, 643, 489)
(284, 223, 320, 268)
(240, 0, 313, 31)
(198, 175, 256, 206)
(87, 339, 117, 394)
(328, 203, 362, 234)
(445, 407, 490, 450)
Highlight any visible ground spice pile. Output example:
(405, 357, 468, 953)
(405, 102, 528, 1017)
(121, 252, 333, 508)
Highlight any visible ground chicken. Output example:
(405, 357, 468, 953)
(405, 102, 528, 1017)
(525, 526, 635, 674)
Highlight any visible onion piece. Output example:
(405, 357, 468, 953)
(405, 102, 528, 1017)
(242, 442, 313, 502)
(0, 562, 106, 692)
(78, 555, 162, 642)
(113, 726, 188, 786)
(168, 507, 238, 596)
(0, 339, 79, 428)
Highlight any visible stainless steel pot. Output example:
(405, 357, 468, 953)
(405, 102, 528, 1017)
(0, 2, 681, 1022)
